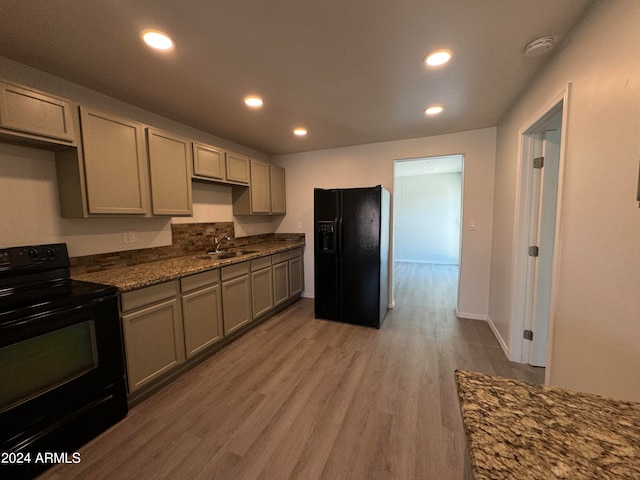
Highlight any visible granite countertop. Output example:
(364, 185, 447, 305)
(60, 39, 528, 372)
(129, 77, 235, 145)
(455, 370, 640, 480)
(73, 241, 304, 292)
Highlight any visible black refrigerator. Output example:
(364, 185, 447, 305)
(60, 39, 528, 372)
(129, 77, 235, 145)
(314, 185, 391, 328)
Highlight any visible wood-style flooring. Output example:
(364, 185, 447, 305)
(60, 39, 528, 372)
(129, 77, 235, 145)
(39, 263, 543, 480)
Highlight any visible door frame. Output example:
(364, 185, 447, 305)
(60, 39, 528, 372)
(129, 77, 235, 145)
(508, 84, 571, 379)
(391, 154, 465, 309)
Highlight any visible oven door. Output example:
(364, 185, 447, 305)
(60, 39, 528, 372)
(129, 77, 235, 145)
(0, 294, 126, 447)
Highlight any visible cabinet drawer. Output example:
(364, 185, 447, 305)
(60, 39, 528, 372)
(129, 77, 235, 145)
(250, 256, 271, 272)
(181, 269, 220, 293)
(221, 261, 249, 281)
(288, 247, 303, 260)
(272, 251, 289, 265)
(121, 281, 178, 313)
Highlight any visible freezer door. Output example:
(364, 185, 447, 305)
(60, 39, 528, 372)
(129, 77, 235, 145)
(314, 189, 339, 319)
(339, 187, 382, 326)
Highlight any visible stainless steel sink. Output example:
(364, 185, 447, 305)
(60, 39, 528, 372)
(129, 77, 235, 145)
(195, 249, 258, 260)
(228, 249, 258, 256)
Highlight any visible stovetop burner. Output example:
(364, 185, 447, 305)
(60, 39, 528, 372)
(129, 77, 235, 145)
(0, 243, 116, 325)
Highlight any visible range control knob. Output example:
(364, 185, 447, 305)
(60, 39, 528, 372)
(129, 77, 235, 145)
(45, 248, 57, 258)
(27, 248, 40, 259)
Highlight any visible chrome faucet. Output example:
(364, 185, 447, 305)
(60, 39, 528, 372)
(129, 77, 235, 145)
(212, 235, 232, 253)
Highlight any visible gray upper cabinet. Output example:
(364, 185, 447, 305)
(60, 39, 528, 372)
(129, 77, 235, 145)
(192, 144, 250, 186)
(147, 128, 193, 216)
(0, 81, 75, 144)
(270, 165, 286, 214)
(79, 107, 149, 215)
(193, 142, 225, 181)
(233, 158, 284, 215)
(249, 158, 271, 213)
(225, 152, 250, 185)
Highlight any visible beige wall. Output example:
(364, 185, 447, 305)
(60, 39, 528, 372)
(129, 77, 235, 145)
(0, 57, 277, 256)
(489, 0, 640, 401)
(273, 128, 497, 318)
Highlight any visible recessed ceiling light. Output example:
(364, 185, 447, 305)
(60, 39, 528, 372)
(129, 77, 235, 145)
(142, 30, 174, 51)
(244, 96, 264, 108)
(424, 105, 444, 116)
(425, 49, 452, 67)
(293, 128, 308, 136)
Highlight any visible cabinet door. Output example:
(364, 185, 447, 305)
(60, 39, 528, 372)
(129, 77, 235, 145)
(225, 152, 250, 184)
(193, 142, 225, 180)
(121, 298, 184, 393)
(251, 267, 273, 319)
(0, 82, 75, 142)
(249, 159, 271, 213)
(222, 274, 252, 335)
(182, 284, 223, 358)
(289, 256, 303, 298)
(147, 128, 193, 216)
(270, 165, 286, 214)
(79, 107, 149, 214)
(272, 261, 289, 307)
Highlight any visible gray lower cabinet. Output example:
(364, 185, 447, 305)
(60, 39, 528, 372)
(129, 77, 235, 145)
(272, 260, 290, 307)
(181, 270, 223, 358)
(221, 262, 252, 335)
(120, 281, 185, 393)
(119, 249, 302, 399)
(272, 247, 304, 303)
(289, 250, 304, 297)
(251, 256, 273, 319)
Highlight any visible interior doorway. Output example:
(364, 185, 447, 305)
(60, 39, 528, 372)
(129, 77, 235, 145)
(393, 154, 464, 304)
(510, 87, 569, 370)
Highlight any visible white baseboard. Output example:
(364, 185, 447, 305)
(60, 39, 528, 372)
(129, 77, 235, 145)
(486, 315, 510, 358)
(395, 259, 459, 265)
(455, 309, 487, 321)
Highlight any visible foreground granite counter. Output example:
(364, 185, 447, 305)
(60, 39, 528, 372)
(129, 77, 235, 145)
(455, 370, 640, 480)
(73, 241, 304, 292)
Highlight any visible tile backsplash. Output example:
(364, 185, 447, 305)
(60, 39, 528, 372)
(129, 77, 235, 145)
(70, 222, 304, 275)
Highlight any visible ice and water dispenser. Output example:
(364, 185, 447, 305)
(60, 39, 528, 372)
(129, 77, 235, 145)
(316, 221, 336, 253)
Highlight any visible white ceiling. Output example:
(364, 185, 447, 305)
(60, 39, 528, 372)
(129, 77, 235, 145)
(0, 0, 593, 156)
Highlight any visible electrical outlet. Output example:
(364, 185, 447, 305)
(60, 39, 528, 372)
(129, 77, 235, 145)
(296, 221, 303, 231)
(123, 230, 138, 244)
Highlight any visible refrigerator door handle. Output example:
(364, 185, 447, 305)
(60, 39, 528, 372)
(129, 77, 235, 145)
(337, 217, 343, 256)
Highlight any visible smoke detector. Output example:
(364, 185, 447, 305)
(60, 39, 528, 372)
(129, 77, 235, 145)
(524, 36, 556, 57)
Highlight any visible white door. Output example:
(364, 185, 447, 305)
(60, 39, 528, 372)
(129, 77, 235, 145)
(509, 89, 569, 370)
(525, 128, 561, 366)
